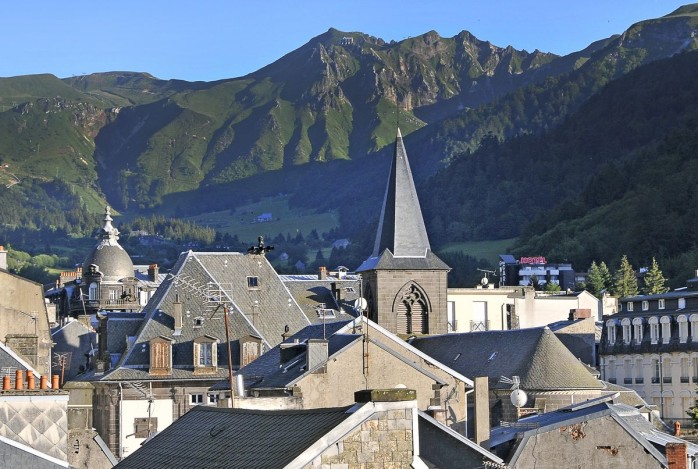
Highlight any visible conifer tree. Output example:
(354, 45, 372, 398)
(643, 257, 669, 294)
(599, 262, 613, 292)
(613, 255, 639, 298)
(587, 261, 604, 295)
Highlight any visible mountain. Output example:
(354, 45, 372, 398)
(0, 5, 697, 267)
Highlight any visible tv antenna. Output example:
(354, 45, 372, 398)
(500, 375, 528, 417)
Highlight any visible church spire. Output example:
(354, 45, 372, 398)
(372, 128, 431, 258)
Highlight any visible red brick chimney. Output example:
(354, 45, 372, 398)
(569, 309, 592, 320)
(667, 442, 687, 469)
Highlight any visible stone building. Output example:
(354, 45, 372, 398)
(599, 271, 698, 421)
(357, 129, 450, 336)
(0, 267, 52, 377)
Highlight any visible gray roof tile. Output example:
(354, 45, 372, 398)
(411, 327, 604, 391)
(113, 405, 355, 469)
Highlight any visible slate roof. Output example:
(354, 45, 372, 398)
(357, 128, 449, 272)
(279, 274, 361, 324)
(113, 405, 355, 469)
(0, 341, 41, 383)
(90, 250, 311, 382)
(410, 327, 604, 391)
(210, 320, 353, 391)
(50, 320, 97, 381)
(0, 435, 69, 469)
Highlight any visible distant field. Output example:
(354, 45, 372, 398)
(438, 238, 517, 264)
(185, 196, 339, 243)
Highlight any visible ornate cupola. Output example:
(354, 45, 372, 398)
(82, 206, 134, 282)
(357, 129, 450, 335)
(72, 206, 138, 317)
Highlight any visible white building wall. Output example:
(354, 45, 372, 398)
(119, 398, 173, 459)
(601, 351, 697, 421)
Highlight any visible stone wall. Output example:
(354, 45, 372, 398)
(305, 407, 414, 468)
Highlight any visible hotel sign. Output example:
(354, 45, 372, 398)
(519, 256, 547, 265)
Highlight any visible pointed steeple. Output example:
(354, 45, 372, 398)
(372, 128, 431, 258)
(98, 205, 120, 244)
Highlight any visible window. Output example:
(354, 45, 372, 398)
(632, 318, 643, 344)
(652, 358, 660, 383)
(693, 357, 698, 383)
(208, 394, 217, 405)
(247, 276, 259, 289)
(659, 299, 666, 310)
(605, 358, 616, 383)
(606, 319, 617, 345)
(88, 282, 98, 301)
(190, 394, 204, 405)
(678, 315, 689, 343)
(663, 357, 672, 383)
(621, 318, 631, 345)
(642, 300, 649, 311)
(681, 357, 690, 383)
(679, 298, 686, 309)
(627, 302, 634, 312)
(661, 316, 672, 344)
(691, 314, 698, 341)
(649, 317, 660, 344)
(624, 359, 632, 384)
(199, 342, 213, 366)
(134, 418, 158, 438)
(149, 338, 173, 375)
(193, 317, 204, 328)
(109, 289, 118, 301)
(193, 336, 218, 373)
(635, 358, 643, 384)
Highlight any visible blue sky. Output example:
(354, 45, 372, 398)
(1, 1, 690, 82)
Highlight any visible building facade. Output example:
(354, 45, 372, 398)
(599, 272, 698, 421)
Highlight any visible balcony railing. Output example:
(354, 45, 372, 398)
(681, 377, 690, 383)
(635, 377, 644, 384)
(470, 320, 490, 332)
(623, 378, 633, 385)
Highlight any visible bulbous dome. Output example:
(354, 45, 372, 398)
(83, 206, 134, 282)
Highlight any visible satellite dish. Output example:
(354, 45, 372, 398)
(510, 389, 528, 408)
(354, 297, 367, 312)
(480, 276, 489, 286)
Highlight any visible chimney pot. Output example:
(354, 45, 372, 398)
(40, 375, 47, 390)
(27, 373, 35, 390)
(15, 370, 23, 390)
(2, 375, 10, 390)
(51, 374, 59, 389)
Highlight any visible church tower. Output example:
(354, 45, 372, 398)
(357, 129, 450, 335)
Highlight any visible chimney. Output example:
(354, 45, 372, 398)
(355, 388, 417, 403)
(474, 376, 491, 450)
(148, 264, 159, 281)
(318, 266, 327, 280)
(306, 339, 328, 373)
(569, 309, 592, 320)
(331, 282, 342, 302)
(173, 295, 183, 334)
(0, 245, 6, 270)
(666, 442, 687, 469)
(427, 383, 447, 424)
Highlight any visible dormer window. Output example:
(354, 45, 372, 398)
(642, 301, 649, 311)
(678, 315, 688, 343)
(632, 318, 643, 344)
(193, 335, 218, 375)
(649, 317, 660, 344)
(627, 302, 633, 312)
(193, 317, 204, 328)
(660, 316, 671, 344)
(606, 319, 617, 345)
(659, 299, 665, 310)
(247, 276, 259, 289)
(621, 318, 631, 345)
(149, 336, 174, 375)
